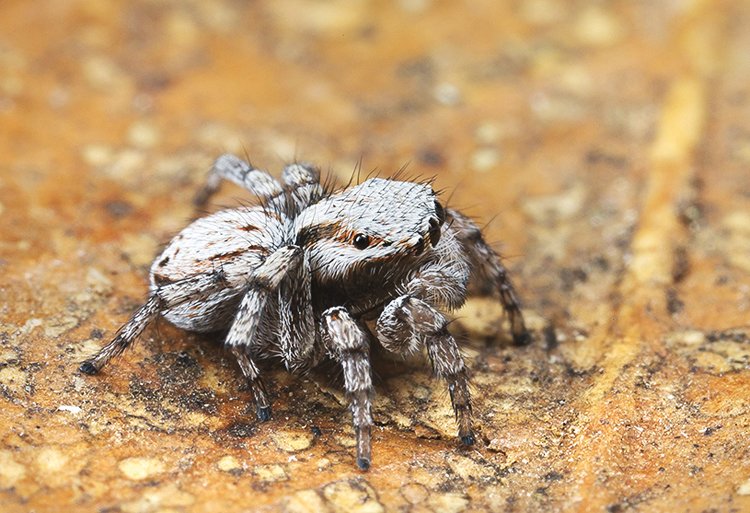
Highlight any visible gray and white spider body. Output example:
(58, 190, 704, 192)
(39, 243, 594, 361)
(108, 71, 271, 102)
(80, 154, 529, 470)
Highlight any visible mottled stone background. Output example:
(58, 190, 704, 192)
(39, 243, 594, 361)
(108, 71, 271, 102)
(2, 1, 750, 512)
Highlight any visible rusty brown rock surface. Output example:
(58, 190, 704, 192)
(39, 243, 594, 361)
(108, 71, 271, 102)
(2, 1, 750, 512)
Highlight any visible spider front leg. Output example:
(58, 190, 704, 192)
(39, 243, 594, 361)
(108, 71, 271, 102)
(322, 307, 374, 470)
(277, 252, 317, 372)
(79, 270, 229, 374)
(225, 245, 305, 421)
(447, 208, 531, 345)
(377, 295, 475, 446)
(193, 153, 284, 207)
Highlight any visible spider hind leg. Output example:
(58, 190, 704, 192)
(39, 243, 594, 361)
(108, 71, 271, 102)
(447, 209, 531, 345)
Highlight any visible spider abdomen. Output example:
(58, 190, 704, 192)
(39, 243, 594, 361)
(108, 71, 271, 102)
(150, 206, 286, 332)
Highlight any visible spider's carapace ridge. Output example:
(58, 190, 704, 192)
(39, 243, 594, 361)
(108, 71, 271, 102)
(80, 153, 530, 470)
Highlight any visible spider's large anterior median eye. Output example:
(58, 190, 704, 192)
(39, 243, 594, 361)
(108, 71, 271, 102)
(353, 234, 370, 250)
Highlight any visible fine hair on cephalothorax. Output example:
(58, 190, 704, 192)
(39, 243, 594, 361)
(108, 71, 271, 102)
(79, 153, 530, 470)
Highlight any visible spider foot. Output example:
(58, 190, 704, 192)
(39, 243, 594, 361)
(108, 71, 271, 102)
(79, 360, 100, 375)
(256, 405, 272, 422)
(356, 425, 372, 471)
(512, 329, 532, 346)
(460, 431, 476, 446)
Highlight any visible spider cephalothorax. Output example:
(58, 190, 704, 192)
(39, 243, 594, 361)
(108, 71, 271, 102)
(80, 154, 530, 470)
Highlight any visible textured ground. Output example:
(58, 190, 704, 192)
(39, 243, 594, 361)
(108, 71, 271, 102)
(2, 1, 750, 512)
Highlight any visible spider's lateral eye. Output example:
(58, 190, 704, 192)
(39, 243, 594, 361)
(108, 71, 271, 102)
(434, 200, 445, 224)
(353, 234, 370, 250)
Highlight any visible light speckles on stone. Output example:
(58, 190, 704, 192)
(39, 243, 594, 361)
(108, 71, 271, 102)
(183, 411, 212, 428)
(665, 329, 750, 373)
(44, 315, 79, 337)
(322, 479, 385, 513)
(334, 433, 357, 448)
(529, 91, 588, 123)
(128, 121, 161, 149)
(196, 123, 244, 154)
(58, 404, 82, 414)
(263, 134, 298, 163)
(253, 463, 288, 482)
(519, 0, 564, 25)
(120, 232, 159, 268)
(271, 430, 314, 453)
(457, 301, 545, 345)
(666, 330, 706, 348)
(83, 55, 128, 90)
(398, 0, 431, 14)
(0, 450, 27, 488)
(722, 211, 750, 272)
(120, 484, 195, 513)
(118, 457, 166, 481)
(455, 297, 504, 339)
(573, 5, 625, 47)
(427, 492, 469, 513)
(433, 82, 462, 106)
(86, 267, 113, 294)
(19, 318, 43, 335)
(445, 453, 496, 481)
(82, 144, 113, 167)
(470, 148, 501, 173)
(411, 384, 431, 401)
(284, 489, 329, 513)
(522, 183, 587, 224)
(270, 0, 367, 33)
(737, 477, 750, 496)
(413, 423, 441, 440)
(217, 455, 242, 473)
(165, 11, 199, 46)
(106, 149, 147, 180)
(400, 482, 429, 504)
(0, 366, 26, 395)
(0, 347, 19, 365)
(474, 122, 511, 145)
(35, 446, 69, 476)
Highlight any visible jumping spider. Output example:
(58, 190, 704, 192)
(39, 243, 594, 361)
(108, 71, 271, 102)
(80, 154, 530, 470)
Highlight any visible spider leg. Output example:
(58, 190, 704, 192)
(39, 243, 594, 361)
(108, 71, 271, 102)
(193, 153, 284, 207)
(281, 162, 321, 189)
(79, 271, 229, 375)
(377, 295, 474, 446)
(273, 163, 325, 216)
(322, 307, 374, 470)
(277, 255, 318, 372)
(446, 208, 530, 345)
(225, 245, 303, 421)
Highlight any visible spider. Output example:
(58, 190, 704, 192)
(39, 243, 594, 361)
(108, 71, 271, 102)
(80, 153, 530, 470)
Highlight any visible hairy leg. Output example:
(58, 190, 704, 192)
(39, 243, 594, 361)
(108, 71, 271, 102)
(446, 208, 530, 345)
(79, 271, 229, 374)
(225, 245, 305, 420)
(277, 255, 317, 372)
(271, 162, 325, 216)
(403, 226, 470, 310)
(193, 153, 284, 207)
(322, 307, 374, 470)
(377, 295, 474, 445)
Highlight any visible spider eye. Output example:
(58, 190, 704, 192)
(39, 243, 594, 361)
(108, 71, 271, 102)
(434, 200, 445, 224)
(353, 234, 370, 250)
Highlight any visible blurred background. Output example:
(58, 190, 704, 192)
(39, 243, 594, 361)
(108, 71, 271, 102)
(2, 1, 750, 512)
